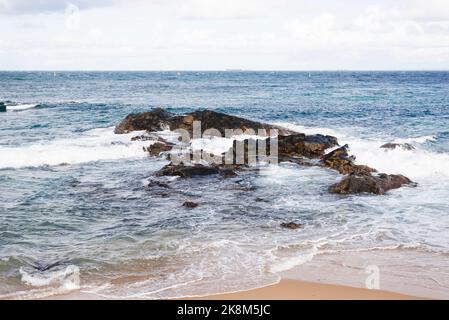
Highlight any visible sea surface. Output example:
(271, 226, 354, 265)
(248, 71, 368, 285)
(0, 71, 449, 299)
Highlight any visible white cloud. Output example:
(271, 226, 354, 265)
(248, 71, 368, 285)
(176, 0, 274, 20)
(0, 0, 119, 14)
(0, 0, 448, 70)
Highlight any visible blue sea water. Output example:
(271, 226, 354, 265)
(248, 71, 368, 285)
(1, 71, 449, 299)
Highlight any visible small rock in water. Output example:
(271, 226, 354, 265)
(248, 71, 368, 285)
(183, 201, 199, 209)
(380, 143, 415, 151)
(146, 142, 173, 157)
(30, 260, 64, 272)
(280, 222, 302, 230)
(147, 180, 170, 189)
(330, 173, 414, 195)
(0, 102, 6, 112)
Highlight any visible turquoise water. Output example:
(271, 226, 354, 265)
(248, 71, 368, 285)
(1, 71, 449, 299)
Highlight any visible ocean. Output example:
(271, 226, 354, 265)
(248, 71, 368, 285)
(0, 71, 449, 299)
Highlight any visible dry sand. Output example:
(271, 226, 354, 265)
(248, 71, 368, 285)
(193, 279, 420, 300)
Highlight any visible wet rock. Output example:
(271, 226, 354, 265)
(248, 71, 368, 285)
(219, 167, 239, 179)
(182, 201, 199, 209)
(169, 109, 293, 136)
(114, 108, 172, 134)
(0, 102, 6, 112)
(146, 142, 174, 157)
(322, 145, 377, 175)
(330, 173, 414, 195)
(280, 222, 302, 230)
(30, 260, 65, 272)
(131, 134, 156, 142)
(264, 134, 338, 159)
(381, 143, 415, 151)
(147, 180, 170, 189)
(115, 108, 294, 136)
(155, 163, 220, 178)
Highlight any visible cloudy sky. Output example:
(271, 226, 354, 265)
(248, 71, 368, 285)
(1, 0, 449, 70)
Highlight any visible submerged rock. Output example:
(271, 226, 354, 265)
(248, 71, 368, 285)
(280, 222, 302, 230)
(183, 201, 199, 209)
(380, 143, 415, 151)
(147, 179, 170, 189)
(330, 173, 414, 195)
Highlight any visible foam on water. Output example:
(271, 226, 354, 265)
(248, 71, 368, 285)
(0, 128, 152, 169)
(5, 104, 38, 111)
(276, 122, 449, 179)
(20, 265, 80, 290)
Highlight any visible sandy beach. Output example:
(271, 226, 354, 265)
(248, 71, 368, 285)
(45, 278, 421, 300)
(196, 279, 420, 300)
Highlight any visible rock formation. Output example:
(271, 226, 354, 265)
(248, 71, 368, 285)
(116, 108, 415, 195)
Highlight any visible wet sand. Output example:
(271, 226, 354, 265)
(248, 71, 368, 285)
(46, 279, 421, 300)
(194, 279, 420, 300)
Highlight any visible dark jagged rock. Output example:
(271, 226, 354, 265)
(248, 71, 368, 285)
(115, 108, 293, 136)
(155, 162, 241, 179)
(0, 102, 6, 112)
(280, 222, 302, 230)
(115, 108, 172, 134)
(118, 109, 415, 196)
(275, 134, 338, 158)
(226, 133, 338, 165)
(168, 110, 293, 136)
(330, 173, 414, 195)
(145, 142, 174, 157)
(381, 143, 415, 151)
(154, 163, 220, 178)
(322, 145, 376, 175)
(183, 201, 199, 209)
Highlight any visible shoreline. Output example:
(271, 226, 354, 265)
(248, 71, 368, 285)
(44, 278, 422, 300)
(192, 279, 421, 300)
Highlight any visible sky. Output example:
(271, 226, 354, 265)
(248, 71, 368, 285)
(1, 0, 449, 70)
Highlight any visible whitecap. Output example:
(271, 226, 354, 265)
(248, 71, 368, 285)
(0, 128, 153, 169)
(6, 104, 38, 111)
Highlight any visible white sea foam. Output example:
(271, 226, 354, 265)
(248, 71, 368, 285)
(268, 248, 318, 273)
(20, 265, 80, 290)
(6, 104, 38, 111)
(275, 122, 449, 179)
(0, 128, 152, 169)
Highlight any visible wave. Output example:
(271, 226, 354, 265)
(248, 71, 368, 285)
(276, 122, 449, 179)
(20, 265, 80, 290)
(5, 103, 39, 111)
(0, 127, 153, 169)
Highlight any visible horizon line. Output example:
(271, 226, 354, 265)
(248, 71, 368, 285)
(1, 69, 449, 72)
